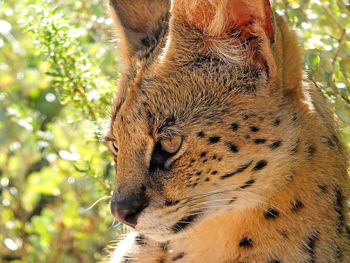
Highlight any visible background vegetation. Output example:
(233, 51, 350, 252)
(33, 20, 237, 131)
(0, 0, 349, 262)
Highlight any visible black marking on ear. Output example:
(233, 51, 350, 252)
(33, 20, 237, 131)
(250, 126, 259, 132)
(302, 232, 319, 263)
(253, 160, 267, 171)
(197, 131, 205, 138)
(172, 214, 199, 233)
(291, 199, 304, 212)
(226, 142, 239, 153)
(220, 161, 253, 179)
(239, 237, 253, 247)
(264, 208, 279, 219)
(209, 136, 221, 144)
(231, 123, 239, 131)
(240, 179, 255, 189)
(269, 140, 282, 150)
(254, 138, 266, 144)
(172, 252, 185, 261)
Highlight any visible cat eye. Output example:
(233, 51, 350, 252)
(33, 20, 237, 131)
(150, 135, 183, 172)
(109, 141, 119, 155)
(160, 135, 182, 154)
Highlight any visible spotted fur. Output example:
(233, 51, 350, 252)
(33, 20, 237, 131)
(105, 0, 349, 262)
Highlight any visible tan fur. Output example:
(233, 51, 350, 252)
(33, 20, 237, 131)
(106, 0, 349, 262)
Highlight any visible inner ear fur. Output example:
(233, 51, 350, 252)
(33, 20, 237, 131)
(109, 0, 170, 63)
(171, 0, 276, 77)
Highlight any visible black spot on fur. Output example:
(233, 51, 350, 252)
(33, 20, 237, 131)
(172, 214, 199, 233)
(229, 197, 237, 204)
(305, 145, 316, 158)
(290, 138, 300, 155)
(172, 252, 185, 261)
(165, 200, 179, 206)
(302, 232, 319, 263)
(291, 199, 304, 212)
(209, 136, 221, 144)
(196, 171, 202, 176)
(240, 179, 255, 189)
(242, 114, 249, 120)
(321, 136, 335, 148)
(231, 123, 239, 131)
(264, 208, 279, 219)
(226, 142, 239, 153)
(268, 260, 280, 263)
(211, 171, 218, 175)
(269, 140, 282, 150)
(135, 234, 147, 246)
(278, 230, 288, 238)
(334, 245, 343, 260)
(197, 131, 205, 138)
(239, 237, 253, 247)
(160, 241, 169, 251)
(123, 256, 133, 262)
(250, 126, 259, 132)
(211, 155, 217, 160)
(205, 177, 210, 182)
(274, 119, 281, 126)
(253, 160, 267, 171)
(317, 184, 327, 193)
(221, 161, 253, 179)
(254, 138, 266, 144)
(200, 152, 207, 157)
(334, 187, 345, 233)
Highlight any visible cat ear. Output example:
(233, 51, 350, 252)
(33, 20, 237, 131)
(171, 0, 276, 75)
(109, 0, 170, 63)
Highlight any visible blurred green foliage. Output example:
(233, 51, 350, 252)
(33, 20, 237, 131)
(0, 0, 349, 262)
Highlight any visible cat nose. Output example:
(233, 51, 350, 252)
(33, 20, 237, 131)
(111, 191, 149, 228)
